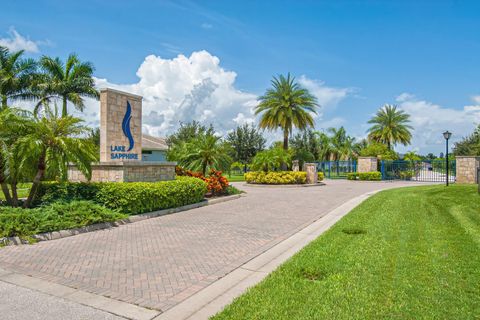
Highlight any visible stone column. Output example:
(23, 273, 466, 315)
(100, 88, 143, 162)
(305, 163, 318, 184)
(358, 157, 378, 173)
(292, 160, 300, 172)
(456, 156, 480, 184)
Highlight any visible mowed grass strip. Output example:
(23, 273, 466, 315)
(213, 185, 480, 320)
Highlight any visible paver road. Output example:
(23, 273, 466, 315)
(0, 180, 428, 315)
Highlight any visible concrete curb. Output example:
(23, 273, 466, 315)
(154, 189, 381, 320)
(3, 194, 242, 246)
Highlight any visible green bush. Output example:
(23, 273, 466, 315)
(0, 201, 126, 238)
(35, 177, 208, 215)
(318, 172, 324, 181)
(347, 172, 382, 181)
(245, 171, 307, 184)
(96, 177, 207, 214)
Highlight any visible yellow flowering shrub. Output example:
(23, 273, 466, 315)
(245, 171, 307, 184)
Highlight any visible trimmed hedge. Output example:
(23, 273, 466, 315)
(318, 172, 325, 181)
(35, 177, 207, 215)
(245, 171, 307, 184)
(96, 177, 207, 214)
(347, 171, 382, 181)
(0, 201, 126, 238)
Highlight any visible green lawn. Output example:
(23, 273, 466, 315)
(226, 174, 245, 182)
(213, 185, 480, 319)
(0, 188, 29, 200)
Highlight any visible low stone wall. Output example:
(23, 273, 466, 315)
(456, 156, 480, 184)
(358, 157, 378, 173)
(68, 161, 176, 182)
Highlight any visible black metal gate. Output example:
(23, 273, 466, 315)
(380, 160, 456, 183)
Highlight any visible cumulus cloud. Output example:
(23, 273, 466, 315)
(298, 75, 352, 116)
(78, 51, 351, 142)
(395, 93, 480, 153)
(0, 27, 47, 53)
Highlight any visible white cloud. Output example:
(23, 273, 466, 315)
(298, 75, 352, 116)
(81, 50, 258, 137)
(201, 23, 213, 29)
(395, 93, 480, 153)
(0, 27, 47, 53)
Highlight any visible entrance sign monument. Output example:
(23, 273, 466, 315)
(68, 88, 176, 182)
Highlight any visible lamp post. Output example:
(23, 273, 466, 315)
(443, 130, 452, 186)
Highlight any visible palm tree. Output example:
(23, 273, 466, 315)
(0, 108, 35, 206)
(256, 74, 318, 152)
(37, 54, 99, 117)
(367, 104, 413, 150)
(18, 104, 97, 208)
(251, 147, 292, 172)
(179, 134, 232, 176)
(0, 46, 37, 110)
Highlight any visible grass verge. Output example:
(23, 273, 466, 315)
(213, 185, 480, 319)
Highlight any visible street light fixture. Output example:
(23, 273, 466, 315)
(443, 130, 452, 186)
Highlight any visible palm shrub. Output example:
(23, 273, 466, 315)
(367, 104, 413, 149)
(251, 147, 291, 172)
(178, 134, 232, 175)
(17, 105, 97, 208)
(256, 74, 318, 168)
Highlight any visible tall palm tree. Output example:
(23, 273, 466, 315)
(179, 134, 232, 175)
(18, 104, 97, 208)
(37, 53, 99, 117)
(367, 104, 413, 149)
(256, 73, 318, 152)
(0, 46, 37, 110)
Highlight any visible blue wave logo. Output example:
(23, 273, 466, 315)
(122, 101, 134, 151)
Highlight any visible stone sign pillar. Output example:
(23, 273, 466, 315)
(292, 160, 300, 172)
(358, 157, 378, 173)
(305, 163, 318, 184)
(100, 88, 142, 162)
(456, 156, 480, 184)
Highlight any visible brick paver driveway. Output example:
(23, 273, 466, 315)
(0, 180, 423, 312)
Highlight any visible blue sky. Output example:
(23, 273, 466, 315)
(2, 0, 480, 154)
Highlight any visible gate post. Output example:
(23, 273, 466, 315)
(456, 156, 480, 184)
(381, 160, 385, 180)
(358, 157, 377, 173)
(305, 163, 318, 184)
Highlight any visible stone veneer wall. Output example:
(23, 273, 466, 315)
(68, 162, 176, 183)
(305, 163, 318, 184)
(100, 88, 143, 163)
(358, 157, 378, 173)
(456, 156, 480, 184)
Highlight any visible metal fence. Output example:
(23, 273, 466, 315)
(316, 161, 357, 179)
(380, 160, 456, 183)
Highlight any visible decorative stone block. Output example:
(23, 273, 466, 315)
(358, 157, 378, 173)
(305, 163, 318, 184)
(292, 160, 300, 172)
(456, 156, 480, 184)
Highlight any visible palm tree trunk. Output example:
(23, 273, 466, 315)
(11, 181, 18, 207)
(23, 154, 46, 208)
(1, 95, 7, 110)
(0, 181, 12, 205)
(62, 96, 68, 117)
(282, 131, 289, 171)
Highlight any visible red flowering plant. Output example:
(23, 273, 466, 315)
(175, 166, 229, 197)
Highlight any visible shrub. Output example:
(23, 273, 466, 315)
(96, 177, 207, 214)
(176, 166, 229, 196)
(245, 171, 307, 184)
(399, 170, 414, 180)
(225, 185, 243, 195)
(0, 201, 126, 238)
(34, 177, 208, 215)
(347, 172, 382, 181)
(318, 172, 324, 181)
